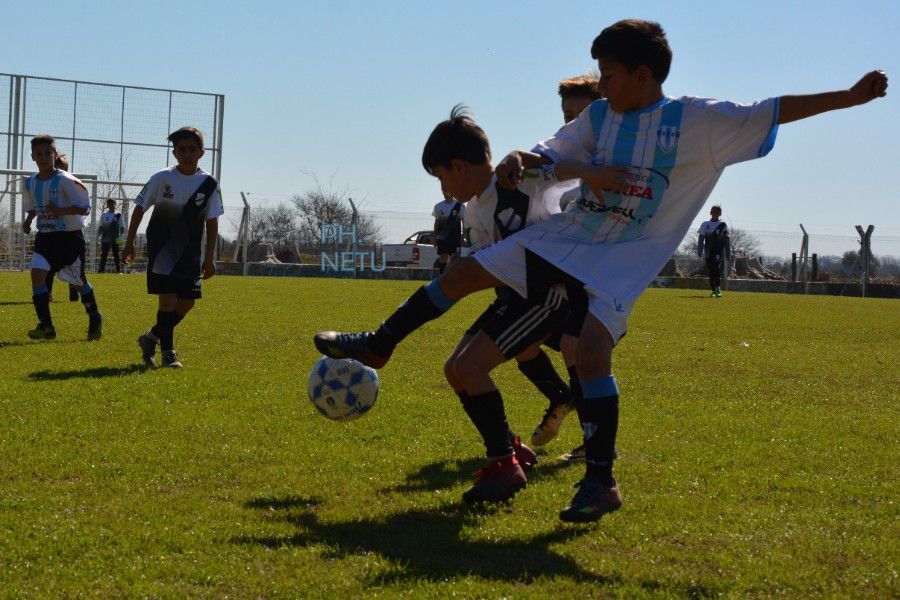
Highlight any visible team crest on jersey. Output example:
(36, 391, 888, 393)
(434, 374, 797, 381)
(162, 184, 174, 199)
(194, 192, 206, 206)
(656, 125, 681, 153)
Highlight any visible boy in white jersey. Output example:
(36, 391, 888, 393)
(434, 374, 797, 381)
(697, 205, 730, 297)
(123, 127, 224, 368)
(426, 107, 573, 502)
(315, 19, 888, 523)
(22, 135, 103, 341)
(44, 153, 83, 303)
(432, 193, 466, 275)
(98, 199, 125, 273)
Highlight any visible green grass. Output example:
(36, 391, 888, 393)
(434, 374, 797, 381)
(0, 272, 898, 598)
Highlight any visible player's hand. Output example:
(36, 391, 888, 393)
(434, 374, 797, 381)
(849, 70, 888, 105)
(496, 152, 524, 189)
(123, 242, 135, 265)
(44, 205, 59, 219)
(202, 257, 216, 280)
(22, 221, 31, 234)
(581, 165, 630, 198)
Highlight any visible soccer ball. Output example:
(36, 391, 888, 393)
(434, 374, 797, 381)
(307, 356, 379, 421)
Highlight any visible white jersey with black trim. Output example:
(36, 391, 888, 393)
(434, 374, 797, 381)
(134, 166, 224, 219)
(21, 169, 90, 232)
(463, 170, 572, 251)
(511, 95, 779, 304)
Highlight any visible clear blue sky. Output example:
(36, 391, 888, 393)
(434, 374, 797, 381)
(4, 0, 899, 255)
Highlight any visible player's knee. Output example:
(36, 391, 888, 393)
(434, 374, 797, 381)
(575, 338, 612, 377)
(452, 350, 485, 386)
(439, 256, 490, 300)
(443, 356, 459, 387)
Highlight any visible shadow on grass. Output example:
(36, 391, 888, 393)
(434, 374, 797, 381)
(387, 455, 581, 494)
(28, 364, 149, 381)
(0, 301, 34, 306)
(0, 339, 81, 350)
(234, 495, 615, 586)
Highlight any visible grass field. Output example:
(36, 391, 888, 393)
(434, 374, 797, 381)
(0, 271, 897, 598)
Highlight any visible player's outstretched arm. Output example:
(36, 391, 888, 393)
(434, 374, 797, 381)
(778, 70, 888, 124)
(555, 160, 630, 195)
(22, 210, 35, 234)
(496, 151, 551, 188)
(122, 205, 145, 264)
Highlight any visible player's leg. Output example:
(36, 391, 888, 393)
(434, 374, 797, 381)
(559, 332, 588, 461)
(45, 269, 55, 302)
(519, 338, 573, 447)
(99, 242, 110, 273)
(452, 332, 529, 503)
(705, 252, 718, 295)
(710, 252, 723, 297)
(559, 312, 624, 523)
(72, 235, 102, 341)
(28, 261, 55, 339)
(151, 293, 181, 367)
(112, 243, 121, 273)
(314, 254, 505, 368)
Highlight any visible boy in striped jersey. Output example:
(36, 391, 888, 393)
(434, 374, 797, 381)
(316, 19, 887, 522)
(22, 135, 102, 341)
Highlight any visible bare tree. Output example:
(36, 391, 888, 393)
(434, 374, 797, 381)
(291, 176, 383, 249)
(248, 203, 298, 248)
(729, 227, 762, 256)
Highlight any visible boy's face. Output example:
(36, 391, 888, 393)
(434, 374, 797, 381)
(561, 95, 595, 124)
(598, 58, 644, 112)
(107, 201, 116, 211)
(31, 143, 57, 172)
(172, 138, 204, 169)
(431, 160, 478, 203)
(710, 208, 721, 219)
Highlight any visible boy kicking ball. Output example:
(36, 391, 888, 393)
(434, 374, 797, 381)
(316, 19, 887, 522)
(22, 135, 102, 341)
(123, 127, 223, 368)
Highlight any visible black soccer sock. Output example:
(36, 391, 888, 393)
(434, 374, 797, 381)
(464, 390, 513, 459)
(372, 280, 456, 356)
(518, 350, 571, 408)
(579, 375, 619, 485)
(80, 283, 99, 315)
(32, 286, 52, 327)
(151, 311, 178, 352)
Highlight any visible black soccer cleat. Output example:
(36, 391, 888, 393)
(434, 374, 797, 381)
(162, 350, 182, 369)
(27, 323, 57, 340)
(87, 313, 103, 341)
(138, 333, 158, 367)
(313, 331, 391, 369)
(558, 478, 622, 523)
(462, 455, 527, 504)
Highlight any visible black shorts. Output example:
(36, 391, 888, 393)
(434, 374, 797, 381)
(147, 272, 202, 299)
(32, 231, 86, 277)
(464, 286, 570, 359)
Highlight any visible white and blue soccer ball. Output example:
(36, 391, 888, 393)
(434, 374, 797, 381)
(307, 356, 379, 421)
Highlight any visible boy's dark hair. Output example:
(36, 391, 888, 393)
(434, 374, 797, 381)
(55, 154, 69, 171)
(558, 74, 603, 100)
(591, 19, 672, 84)
(711, 204, 722, 213)
(106, 198, 117, 207)
(422, 104, 491, 174)
(31, 134, 57, 150)
(168, 126, 204, 148)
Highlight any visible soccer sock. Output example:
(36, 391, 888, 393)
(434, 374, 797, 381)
(32, 286, 52, 327)
(579, 375, 619, 486)
(151, 311, 178, 352)
(80, 283, 99, 315)
(464, 390, 514, 459)
(517, 350, 571, 408)
(371, 280, 456, 356)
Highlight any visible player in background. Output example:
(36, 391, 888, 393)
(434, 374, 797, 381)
(432, 193, 466, 275)
(530, 73, 607, 459)
(434, 106, 574, 502)
(697, 205, 731, 297)
(123, 127, 223, 368)
(315, 19, 887, 522)
(21, 135, 102, 341)
(98, 199, 125, 273)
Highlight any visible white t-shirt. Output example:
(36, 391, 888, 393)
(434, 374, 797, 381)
(432, 199, 465, 225)
(464, 171, 571, 251)
(514, 95, 779, 304)
(135, 166, 224, 276)
(22, 169, 90, 232)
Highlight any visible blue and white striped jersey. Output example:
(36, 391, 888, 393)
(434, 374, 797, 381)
(517, 95, 779, 304)
(22, 169, 90, 232)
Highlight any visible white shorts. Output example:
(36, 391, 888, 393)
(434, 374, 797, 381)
(473, 235, 633, 344)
